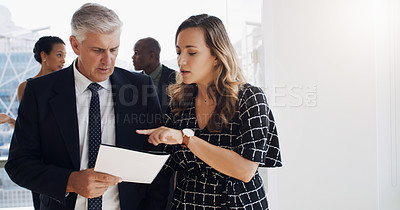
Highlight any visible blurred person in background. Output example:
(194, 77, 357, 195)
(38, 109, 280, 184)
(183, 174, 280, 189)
(132, 37, 177, 210)
(0, 36, 66, 133)
(132, 37, 176, 114)
(17, 36, 66, 102)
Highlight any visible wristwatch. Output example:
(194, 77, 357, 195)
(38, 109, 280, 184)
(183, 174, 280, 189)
(181, 128, 194, 147)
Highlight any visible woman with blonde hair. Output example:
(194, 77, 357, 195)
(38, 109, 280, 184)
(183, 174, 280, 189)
(137, 14, 282, 209)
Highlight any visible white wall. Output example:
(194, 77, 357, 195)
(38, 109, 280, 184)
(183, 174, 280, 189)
(262, 0, 400, 210)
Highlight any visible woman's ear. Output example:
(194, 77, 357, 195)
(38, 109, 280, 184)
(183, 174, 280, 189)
(40, 51, 47, 63)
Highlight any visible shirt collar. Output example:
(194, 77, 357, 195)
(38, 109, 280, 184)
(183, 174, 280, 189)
(144, 63, 162, 78)
(73, 59, 112, 94)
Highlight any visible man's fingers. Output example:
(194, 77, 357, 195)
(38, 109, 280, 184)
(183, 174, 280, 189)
(68, 169, 121, 199)
(93, 171, 122, 184)
(86, 185, 109, 198)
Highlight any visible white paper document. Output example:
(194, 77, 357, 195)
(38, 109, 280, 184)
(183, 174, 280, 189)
(94, 144, 170, 184)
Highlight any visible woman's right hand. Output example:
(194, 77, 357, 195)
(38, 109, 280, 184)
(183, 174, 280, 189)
(136, 126, 183, 146)
(0, 113, 15, 128)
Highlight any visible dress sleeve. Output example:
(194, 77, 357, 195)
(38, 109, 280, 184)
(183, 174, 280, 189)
(233, 86, 282, 167)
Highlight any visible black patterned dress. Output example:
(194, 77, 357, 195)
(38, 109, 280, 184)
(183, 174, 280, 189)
(164, 84, 282, 210)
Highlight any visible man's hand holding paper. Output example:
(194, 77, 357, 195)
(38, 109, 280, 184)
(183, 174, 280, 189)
(94, 144, 170, 184)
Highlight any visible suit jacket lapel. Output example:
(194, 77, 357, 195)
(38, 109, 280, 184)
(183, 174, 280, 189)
(110, 68, 146, 149)
(110, 69, 121, 146)
(49, 66, 80, 170)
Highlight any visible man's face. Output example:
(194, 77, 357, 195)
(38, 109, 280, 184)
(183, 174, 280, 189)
(70, 30, 121, 82)
(132, 41, 151, 71)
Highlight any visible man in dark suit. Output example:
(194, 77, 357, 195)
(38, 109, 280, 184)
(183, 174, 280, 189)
(132, 37, 176, 210)
(5, 3, 171, 210)
(132, 37, 176, 114)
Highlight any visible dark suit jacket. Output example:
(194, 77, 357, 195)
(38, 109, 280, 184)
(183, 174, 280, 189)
(5, 64, 172, 210)
(157, 65, 176, 114)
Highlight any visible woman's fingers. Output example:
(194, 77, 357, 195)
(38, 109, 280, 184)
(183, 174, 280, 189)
(139, 127, 182, 145)
(145, 128, 162, 145)
(148, 136, 160, 146)
(136, 128, 156, 135)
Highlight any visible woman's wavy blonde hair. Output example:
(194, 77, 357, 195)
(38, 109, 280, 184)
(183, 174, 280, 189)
(168, 14, 246, 132)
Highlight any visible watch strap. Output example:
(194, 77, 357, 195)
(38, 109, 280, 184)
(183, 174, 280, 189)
(181, 130, 191, 147)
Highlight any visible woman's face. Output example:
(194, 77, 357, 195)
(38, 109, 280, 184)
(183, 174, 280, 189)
(43, 43, 66, 72)
(176, 27, 217, 85)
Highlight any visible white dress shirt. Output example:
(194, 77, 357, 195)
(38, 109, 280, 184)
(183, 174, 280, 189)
(73, 61, 120, 210)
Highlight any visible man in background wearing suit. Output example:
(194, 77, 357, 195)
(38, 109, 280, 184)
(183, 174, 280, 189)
(132, 37, 176, 210)
(132, 37, 176, 114)
(5, 3, 171, 210)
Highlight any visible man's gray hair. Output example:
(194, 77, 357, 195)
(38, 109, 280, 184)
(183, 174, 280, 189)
(71, 3, 123, 42)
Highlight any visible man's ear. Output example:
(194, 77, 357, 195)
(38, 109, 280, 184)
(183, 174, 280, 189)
(150, 51, 156, 60)
(70, 36, 80, 55)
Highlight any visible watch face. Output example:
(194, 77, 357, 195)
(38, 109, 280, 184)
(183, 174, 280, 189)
(182, 128, 195, 137)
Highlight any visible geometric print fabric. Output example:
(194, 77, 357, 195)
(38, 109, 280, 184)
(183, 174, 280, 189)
(163, 84, 282, 209)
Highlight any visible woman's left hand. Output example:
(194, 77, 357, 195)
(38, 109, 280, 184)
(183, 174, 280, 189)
(136, 126, 183, 146)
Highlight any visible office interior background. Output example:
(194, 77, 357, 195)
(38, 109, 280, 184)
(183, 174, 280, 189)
(0, 0, 399, 209)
